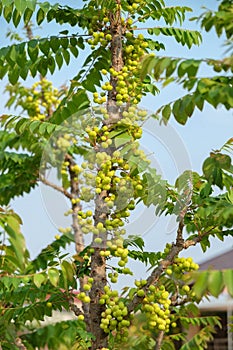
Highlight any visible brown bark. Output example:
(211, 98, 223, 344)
(24, 24, 33, 41)
(88, 190, 109, 348)
(65, 154, 85, 254)
(65, 154, 90, 322)
(154, 331, 165, 350)
(106, 3, 124, 124)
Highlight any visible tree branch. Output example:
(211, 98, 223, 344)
(39, 175, 73, 199)
(183, 226, 218, 249)
(64, 154, 91, 325)
(154, 331, 165, 350)
(127, 219, 185, 314)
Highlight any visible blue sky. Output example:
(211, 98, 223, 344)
(0, 1, 232, 279)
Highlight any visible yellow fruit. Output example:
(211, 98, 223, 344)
(83, 296, 91, 303)
(78, 314, 85, 321)
(182, 285, 190, 293)
(83, 284, 91, 291)
(166, 268, 172, 275)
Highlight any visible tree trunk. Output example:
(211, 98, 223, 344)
(88, 4, 124, 349)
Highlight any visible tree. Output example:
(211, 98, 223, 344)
(0, 0, 233, 349)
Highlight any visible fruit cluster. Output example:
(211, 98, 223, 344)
(84, 2, 150, 107)
(77, 277, 94, 304)
(166, 256, 199, 276)
(99, 286, 130, 341)
(165, 256, 199, 302)
(25, 79, 63, 120)
(138, 283, 172, 332)
(57, 136, 71, 153)
(125, 0, 146, 13)
(88, 31, 112, 50)
(120, 106, 148, 125)
(91, 31, 149, 106)
(85, 125, 112, 148)
(107, 237, 133, 275)
(5, 78, 66, 121)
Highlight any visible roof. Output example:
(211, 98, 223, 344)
(198, 249, 233, 270)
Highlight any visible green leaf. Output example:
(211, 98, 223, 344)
(27, 39, 39, 62)
(69, 45, 79, 58)
(0, 212, 27, 270)
(12, 8, 21, 27)
(23, 7, 33, 24)
(50, 36, 60, 53)
(14, 0, 27, 13)
(192, 271, 209, 299)
(3, 3, 14, 22)
(207, 270, 224, 297)
(70, 37, 77, 46)
(33, 273, 46, 288)
(47, 55, 56, 74)
(223, 269, 233, 297)
(162, 104, 171, 122)
(114, 133, 132, 148)
(39, 39, 50, 56)
(172, 99, 188, 125)
(61, 260, 75, 283)
(60, 37, 69, 49)
(8, 66, 20, 85)
(123, 235, 144, 251)
(55, 51, 63, 69)
(140, 55, 156, 80)
(62, 49, 70, 65)
(48, 268, 60, 287)
(59, 30, 69, 35)
(36, 7, 45, 25)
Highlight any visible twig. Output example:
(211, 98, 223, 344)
(39, 175, 73, 200)
(155, 331, 165, 350)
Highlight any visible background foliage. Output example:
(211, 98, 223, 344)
(0, 0, 232, 349)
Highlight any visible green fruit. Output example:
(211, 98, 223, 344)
(83, 284, 91, 291)
(137, 289, 145, 297)
(158, 324, 166, 331)
(141, 279, 147, 286)
(134, 280, 141, 287)
(111, 277, 118, 283)
(149, 285, 156, 292)
(117, 260, 125, 267)
(94, 237, 102, 244)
